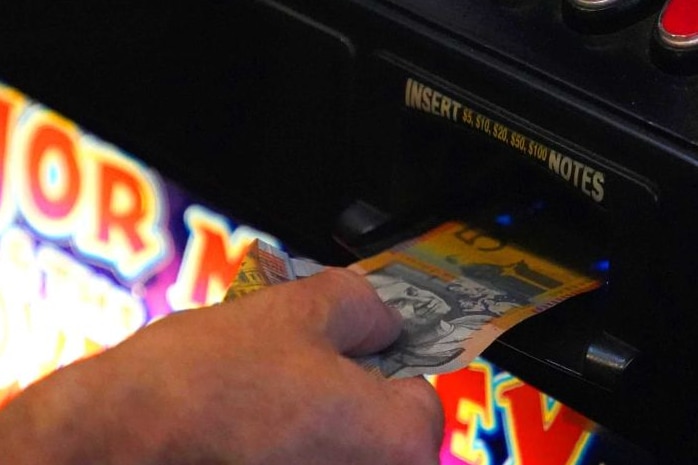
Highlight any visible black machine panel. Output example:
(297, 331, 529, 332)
(3, 0, 698, 461)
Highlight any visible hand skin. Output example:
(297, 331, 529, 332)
(0, 268, 444, 465)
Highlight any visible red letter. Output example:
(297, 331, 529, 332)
(434, 361, 496, 464)
(496, 378, 592, 465)
(16, 110, 86, 240)
(0, 98, 11, 208)
(97, 163, 147, 253)
(76, 142, 169, 282)
(26, 124, 81, 219)
(0, 88, 23, 230)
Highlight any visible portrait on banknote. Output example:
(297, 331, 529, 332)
(365, 262, 525, 377)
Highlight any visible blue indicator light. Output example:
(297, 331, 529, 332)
(593, 259, 610, 272)
(495, 214, 513, 226)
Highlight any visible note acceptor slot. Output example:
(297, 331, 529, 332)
(333, 53, 663, 441)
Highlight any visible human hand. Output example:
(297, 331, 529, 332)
(0, 268, 444, 465)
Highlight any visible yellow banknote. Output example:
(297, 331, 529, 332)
(223, 239, 323, 301)
(224, 221, 600, 378)
(349, 221, 600, 378)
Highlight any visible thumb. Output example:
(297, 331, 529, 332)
(275, 267, 403, 356)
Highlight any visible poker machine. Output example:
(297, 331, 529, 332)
(1, 1, 697, 463)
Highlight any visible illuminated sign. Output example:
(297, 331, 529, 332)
(0, 82, 280, 406)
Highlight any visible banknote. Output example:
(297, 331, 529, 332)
(223, 239, 324, 300)
(224, 221, 600, 379)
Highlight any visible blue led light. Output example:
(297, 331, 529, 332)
(495, 214, 513, 226)
(593, 259, 610, 272)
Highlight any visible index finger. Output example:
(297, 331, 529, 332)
(276, 267, 403, 356)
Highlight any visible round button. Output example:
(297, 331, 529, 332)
(569, 0, 634, 11)
(563, 0, 664, 34)
(657, 0, 698, 50)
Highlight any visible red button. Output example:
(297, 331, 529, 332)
(658, 0, 698, 49)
